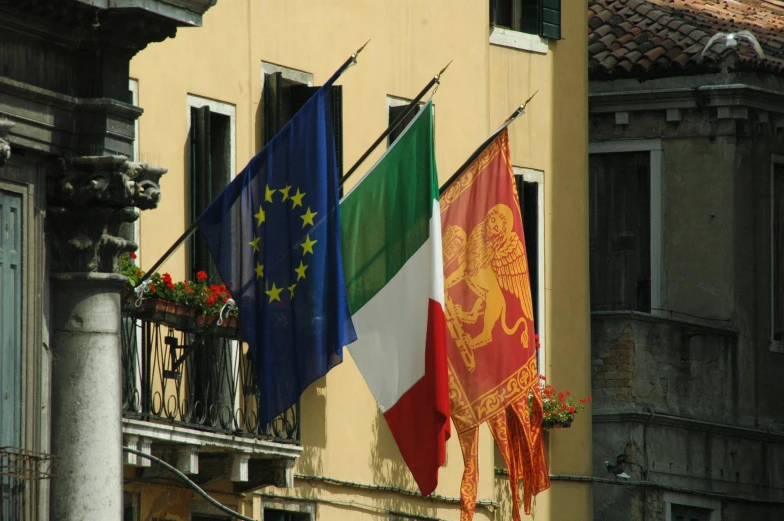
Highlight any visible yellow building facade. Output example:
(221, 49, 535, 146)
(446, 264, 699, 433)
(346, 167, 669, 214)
(125, 1, 590, 520)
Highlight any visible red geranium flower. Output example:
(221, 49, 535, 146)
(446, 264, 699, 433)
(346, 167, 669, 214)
(162, 273, 173, 284)
(149, 284, 156, 293)
(197, 271, 208, 282)
(129, 252, 137, 260)
(166, 281, 175, 290)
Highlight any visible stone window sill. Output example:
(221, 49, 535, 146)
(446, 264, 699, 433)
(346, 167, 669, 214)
(489, 27, 549, 54)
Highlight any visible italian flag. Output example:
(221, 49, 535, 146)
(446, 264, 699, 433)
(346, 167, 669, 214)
(340, 101, 450, 496)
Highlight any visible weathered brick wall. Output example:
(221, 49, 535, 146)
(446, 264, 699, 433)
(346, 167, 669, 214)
(592, 326, 633, 405)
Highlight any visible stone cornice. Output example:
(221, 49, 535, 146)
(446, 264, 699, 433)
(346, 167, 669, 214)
(590, 83, 784, 115)
(594, 411, 784, 444)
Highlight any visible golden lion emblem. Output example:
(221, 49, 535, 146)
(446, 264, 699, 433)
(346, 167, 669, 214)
(443, 204, 533, 371)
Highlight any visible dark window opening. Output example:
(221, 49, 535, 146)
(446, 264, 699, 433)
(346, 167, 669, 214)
(490, 0, 561, 39)
(516, 177, 540, 339)
(264, 509, 310, 521)
(262, 72, 343, 176)
(671, 504, 711, 521)
(388, 102, 422, 147)
(773, 163, 784, 340)
(589, 152, 651, 313)
(189, 106, 231, 281)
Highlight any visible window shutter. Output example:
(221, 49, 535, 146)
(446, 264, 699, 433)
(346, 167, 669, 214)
(262, 72, 284, 146)
(388, 103, 421, 146)
(190, 105, 213, 277)
(540, 0, 561, 40)
(0, 189, 22, 449)
(289, 85, 344, 176)
(331, 86, 343, 177)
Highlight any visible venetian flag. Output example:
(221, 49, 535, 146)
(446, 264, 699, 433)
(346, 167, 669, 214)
(340, 100, 450, 496)
(441, 129, 549, 520)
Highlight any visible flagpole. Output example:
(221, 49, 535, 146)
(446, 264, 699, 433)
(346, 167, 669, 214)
(339, 61, 453, 189)
(439, 91, 537, 196)
(122, 42, 370, 304)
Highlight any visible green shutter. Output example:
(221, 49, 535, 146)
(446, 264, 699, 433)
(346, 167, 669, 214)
(190, 105, 213, 278)
(540, 0, 561, 40)
(262, 72, 284, 147)
(0, 189, 22, 448)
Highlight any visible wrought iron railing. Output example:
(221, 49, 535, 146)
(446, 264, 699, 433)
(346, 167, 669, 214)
(0, 447, 52, 521)
(120, 309, 299, 443)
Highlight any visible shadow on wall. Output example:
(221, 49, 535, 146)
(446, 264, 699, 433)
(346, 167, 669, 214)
(367, 408, 434, 518)
(297, 378, 327, 476)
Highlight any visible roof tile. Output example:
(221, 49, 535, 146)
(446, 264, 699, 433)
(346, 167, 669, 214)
(588, 0, 784, 79)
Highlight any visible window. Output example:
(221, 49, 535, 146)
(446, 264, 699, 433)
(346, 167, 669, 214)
(515, 168, 545, 372)
(261, 64, 343, 175)
(264, 509, 310, 521)
(123, 493, 139, 521)
(664, 492, 719, 521)
(187, 96, 236, 280)
(490, 0, 561, 39)
(589, 152, 652, 313)
(771, 157, 784, 351)
(387, 96, 422, 147)
(672, 505, 712, 521)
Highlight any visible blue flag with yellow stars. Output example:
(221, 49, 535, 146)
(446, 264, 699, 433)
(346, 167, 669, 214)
(196, 69, 357, 425)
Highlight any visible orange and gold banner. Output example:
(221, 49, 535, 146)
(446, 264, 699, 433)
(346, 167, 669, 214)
(440, 130, 549, 520)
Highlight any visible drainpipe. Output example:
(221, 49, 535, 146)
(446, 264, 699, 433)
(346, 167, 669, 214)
(47, 156, 165, 520)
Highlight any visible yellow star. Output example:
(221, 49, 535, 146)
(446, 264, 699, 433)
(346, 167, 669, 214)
(294, 261, 308, 280)
(265, 185, 276, 203)
(249, 236, 261, 252)
(301, 235, 317, 256)
(300, 207, 317, 228)
(280, 185, 292, 201)
(254, 206, 266, 227)
(265, 282, 283, 303)
(288, 283, 296, 298)
(255, 262, 264, 279)
(290, 188, 306, 208)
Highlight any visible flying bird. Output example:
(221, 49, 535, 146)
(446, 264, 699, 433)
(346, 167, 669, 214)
(701, 30, 765, 60)
(605, 460, 631, 479)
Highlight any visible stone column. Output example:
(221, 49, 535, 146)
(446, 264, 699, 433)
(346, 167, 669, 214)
(47, 156, 165, 521)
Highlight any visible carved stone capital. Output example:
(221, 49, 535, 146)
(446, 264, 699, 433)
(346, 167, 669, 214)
(0, 119, 15, 167)
(47, 155, 167, 273)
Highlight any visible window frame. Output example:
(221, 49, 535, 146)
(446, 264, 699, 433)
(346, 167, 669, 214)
(489, 0, 559, 52)
(770, 154, 784, 352)
(589, 139, 664, 315)
(129, 78, 141, 265)
(663, 492, 720, 521)
(260, 497, 314, 521)
(513, 167, 546, 376)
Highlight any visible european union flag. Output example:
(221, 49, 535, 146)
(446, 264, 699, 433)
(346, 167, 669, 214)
(196, 70, 357, 424)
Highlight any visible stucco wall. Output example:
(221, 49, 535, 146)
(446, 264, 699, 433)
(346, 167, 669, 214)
(128, 1, 590, 520)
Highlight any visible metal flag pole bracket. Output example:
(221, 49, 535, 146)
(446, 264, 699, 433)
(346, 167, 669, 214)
(339, 59, 453, 188)
(440, 91, 538, 196)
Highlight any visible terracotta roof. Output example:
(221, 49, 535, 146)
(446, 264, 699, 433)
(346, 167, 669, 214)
(588, 0, 784, 78)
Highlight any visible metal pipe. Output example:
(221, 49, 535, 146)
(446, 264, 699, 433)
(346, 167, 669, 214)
(123, 447, 256, 521)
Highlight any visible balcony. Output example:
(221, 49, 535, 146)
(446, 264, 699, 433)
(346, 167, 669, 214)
(120, 301, 300, 490)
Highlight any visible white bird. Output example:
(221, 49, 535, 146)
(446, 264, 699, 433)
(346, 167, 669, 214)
(701, 30, 765, 60)
(605, 460, 631, 479)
